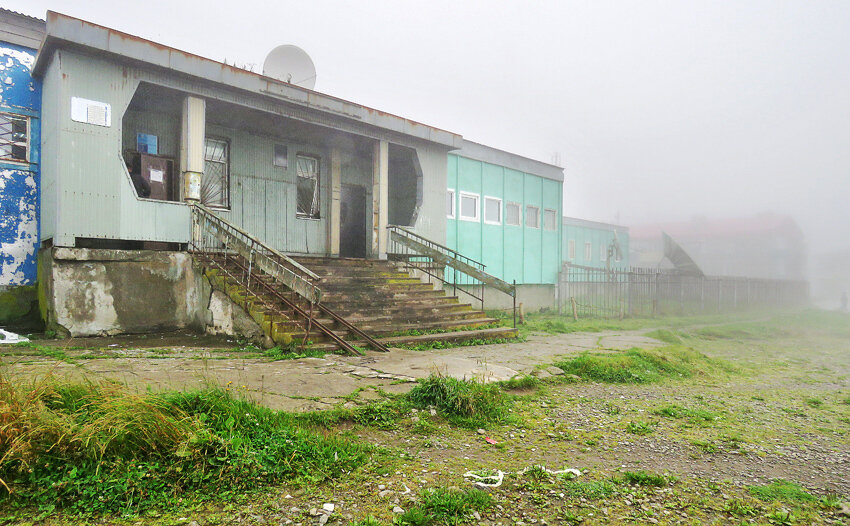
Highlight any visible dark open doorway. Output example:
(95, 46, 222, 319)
(340, 184, 367, 258)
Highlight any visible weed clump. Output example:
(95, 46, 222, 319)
(553, 345, 733, 384)
(397, 487, 492, 525)
(618, 470, 672, 486)
(747, 479, 816, 503)
(0, 375, 371, 516)
(406, 375, 509, 428)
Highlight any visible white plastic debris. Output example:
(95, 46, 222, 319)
(0, 329, 28, 344)
(463, 470, 506, 488)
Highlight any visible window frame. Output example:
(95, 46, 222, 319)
(568, 239, 576, 260)
(273, 143, 288, 168)
(543, 208, 557, 231)
(458, 191, 480, 222)
(202, 136, 231, 210)
(526, 204, 540, 229)
(446, 188, 456, 219)
(505, 201, 522, 226)
(0, 112, 29, 164)
(601, 244, 608, 262)
(483, 196, 502, 225)
(585, 242, 592, 261)
(296, 153, 321, 220)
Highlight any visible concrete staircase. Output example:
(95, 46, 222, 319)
(202, 255, 517, 350)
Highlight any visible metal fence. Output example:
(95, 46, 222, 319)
(559, 263, 809, 318)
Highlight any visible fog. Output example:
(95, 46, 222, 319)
(11, 0, 850, 292)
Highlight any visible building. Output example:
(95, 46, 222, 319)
(630, 213, 806, 280)
(0, 9, 44, 326)
(446, 141, 563, 307)
(562, 217, 629, 270)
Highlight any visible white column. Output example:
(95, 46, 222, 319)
(372, 140, 389, 258)
(330, 148, 342, 256)
(180, 96, 206, 201)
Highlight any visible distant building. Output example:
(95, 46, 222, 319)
(630, 213, 806, 280)
(562, 217, 629, 270)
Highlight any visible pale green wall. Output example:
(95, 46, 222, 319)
(446, 154, 562, 285)
(562, 220, 630, 269)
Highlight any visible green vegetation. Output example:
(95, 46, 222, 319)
(553, 345, 735, 384)
(561, 478, 617, 499)
(406, 375, 510, 428)
(618, 470, 672, 487)
(645, 329, 684, 344)
(625, 420, 656, 435)
(0, 376, 371, 516)
(396, 487, 492, 525)
(653, 403, 720, 424)
(747, 480, 816, 503)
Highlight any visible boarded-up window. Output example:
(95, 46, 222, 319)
(0, 113, 28, 163)
(297, 155, 320, 219)
(203, 138, 229, 208)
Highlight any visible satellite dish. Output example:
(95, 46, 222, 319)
(263, 45, 317, 90)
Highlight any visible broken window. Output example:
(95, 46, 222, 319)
(0, 113, 28, 163)
(296, 154, 320, 219)
(203, 138, 230, 208)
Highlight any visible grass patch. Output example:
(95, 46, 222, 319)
(553, 345, 734, 384)
(406, 375, 510, 428)
(747, 479, 816, 503)
(0, 375, 372, 516)
(561, 478, 617, 499)
(618, 470, 672, 487)
(645, 329, 683, 344)
(397, 487, 492, 525)
(804, 397, 823, 408)
(625, 420, 655, 435)
(653, 404, 720, 424)
(497, 375, 540, 391)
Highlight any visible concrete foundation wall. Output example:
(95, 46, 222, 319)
(482, 283, 557, 312)
(38, 248, 211, 337)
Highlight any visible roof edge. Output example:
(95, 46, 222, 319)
(453, 139, 564, 182)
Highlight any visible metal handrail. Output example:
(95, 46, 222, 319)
(388, 225, 485, 271)
(191, 204, 322, 304)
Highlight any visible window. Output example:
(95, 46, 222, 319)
(601, 244, 607, 262)
(296, 154, 320, 219)
(274, 144, 288, 168)
(0, 113, 28, 163)
(446, 189, 455, 219)
(526, 205, 540, 228)
(585, 242, 592, 261)
(203, 138, 230, 208)
(459, 192, 479, 222)
(568, 240, 576, 259)
(484, 196, 501, 224)
(505, 202, 521, 226)
(543, 208, 557, 231)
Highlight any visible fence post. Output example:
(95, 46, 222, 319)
(512, 280, 517, 329)
(653, 272, 659, 316)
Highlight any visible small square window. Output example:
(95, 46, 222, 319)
(0, 113, 28, 163)
(447, 189, 456, 219)
(543, 208, 557, 231)
(505, 202, 521, 226)
(526, 205, 540, 229)
(274, 144, 288, 168)
(484, 196, 501, 224)
(585, 242, 592, 261)
(459, 192, 479, 222)
(568, 240, 576, 260)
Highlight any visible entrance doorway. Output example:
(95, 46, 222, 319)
(340, 184, 367, 258)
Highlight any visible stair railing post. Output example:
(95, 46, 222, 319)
(513, 280, 517, 329)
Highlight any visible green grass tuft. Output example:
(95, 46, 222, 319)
(618, 470, 672, 486)
(405, 375, 510, 428)
(396, 487, 492, 525)
(747, 479, 816, 503)
(645, 329, 683, 344)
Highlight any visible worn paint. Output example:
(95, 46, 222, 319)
(0, 41, 40, 287)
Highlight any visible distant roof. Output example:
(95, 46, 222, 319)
(630, 213, 802, 240)
(562, 216, 629, 232)
(33, 11, 463, 149)
(454, 140, 564, 182)
(0, 8, 46, 50)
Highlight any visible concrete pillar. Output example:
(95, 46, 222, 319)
(372, 140, 389, 258)
(330, 148, 342, 256)
(180, 96, 206, 201)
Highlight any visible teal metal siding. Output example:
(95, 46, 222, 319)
(562, 220, 630, 269)
(446, 153, 562, 285)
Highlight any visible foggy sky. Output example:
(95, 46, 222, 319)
(9, 0, 850, 255)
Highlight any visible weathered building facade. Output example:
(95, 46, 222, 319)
(0, 10, 44, 325)
(562, 216, 630, 270)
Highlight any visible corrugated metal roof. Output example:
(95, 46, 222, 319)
(33, 11, 463, 149)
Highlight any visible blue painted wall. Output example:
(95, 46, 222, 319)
(0, 42, 40, 287)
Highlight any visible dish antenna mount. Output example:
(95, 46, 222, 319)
(262, 44, 317, 90)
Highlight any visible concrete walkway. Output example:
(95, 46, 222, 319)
(2, 331, 662, 412)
